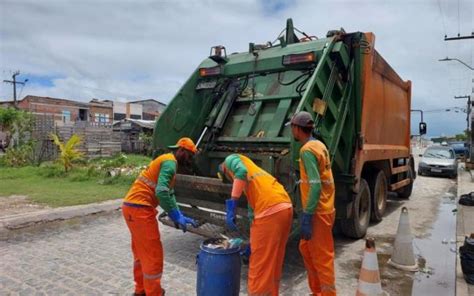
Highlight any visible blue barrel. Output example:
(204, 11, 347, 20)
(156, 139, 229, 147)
(196, 238, 241, 296)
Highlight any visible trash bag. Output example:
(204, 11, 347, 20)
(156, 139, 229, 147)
(459, 192, 474, 206)
(459, 236, 474, 284)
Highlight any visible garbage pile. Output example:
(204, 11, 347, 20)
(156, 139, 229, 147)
(459, 192, 474, 206)
(204, 237, 244, 250)
(460, 234, 474, 284)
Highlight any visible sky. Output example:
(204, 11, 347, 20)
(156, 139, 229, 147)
(0, 0, 473, 137)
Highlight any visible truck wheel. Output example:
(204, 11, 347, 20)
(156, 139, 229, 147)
(369, 171, 387, 222)
(397, 166, 414, 199)
(341, 179, 371, 239)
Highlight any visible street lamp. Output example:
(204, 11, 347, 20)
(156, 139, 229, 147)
(439, 57, 474, 71)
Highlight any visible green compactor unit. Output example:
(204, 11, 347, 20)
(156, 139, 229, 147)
(153, 19, 416, 239)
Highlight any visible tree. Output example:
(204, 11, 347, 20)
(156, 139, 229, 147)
(455, 133, 467, 141)
(0, 107, 34, 149)
(50, 133, 84, 172)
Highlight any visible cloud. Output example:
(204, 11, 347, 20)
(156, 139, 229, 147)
(1, 0, 473, 136)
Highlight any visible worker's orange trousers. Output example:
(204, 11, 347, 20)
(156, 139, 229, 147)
(248, 207, 293, 296)
(299, 210, 336, 296)
(122, 204, 164, 296)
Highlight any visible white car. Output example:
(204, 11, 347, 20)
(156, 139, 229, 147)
(418, 146, 458, 178)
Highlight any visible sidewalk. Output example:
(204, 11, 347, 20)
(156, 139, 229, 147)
(457, 168, 474, 296)
(0, 198, 122, 239)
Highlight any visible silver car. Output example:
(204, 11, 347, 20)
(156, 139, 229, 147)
(418, 146, 458, 178)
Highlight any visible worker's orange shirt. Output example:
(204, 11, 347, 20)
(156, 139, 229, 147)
(299, 140, 335, 214)
(227, 154, 291, 216)
(124, 153, 176, 208)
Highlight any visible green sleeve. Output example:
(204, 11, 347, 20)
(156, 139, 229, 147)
(155, 160, 178, 212)
(224, 154, 248, 180)
(248, 205, 254, 223)
(301, 150, 321, 214)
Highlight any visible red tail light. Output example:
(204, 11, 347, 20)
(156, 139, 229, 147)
(199, 66, 222, 77)
(282, 52, 316, 66)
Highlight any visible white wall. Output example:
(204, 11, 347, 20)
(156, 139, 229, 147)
(114, 102, 126, 114)
(129, 103, 142, 116)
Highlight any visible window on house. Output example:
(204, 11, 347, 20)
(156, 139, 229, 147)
(62, 110, 71, 123)
(114, 113, 126, 121)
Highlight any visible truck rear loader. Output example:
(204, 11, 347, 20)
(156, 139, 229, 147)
(152, 19, 419, 239)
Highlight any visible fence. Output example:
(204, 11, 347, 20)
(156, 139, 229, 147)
(32, 114, 57, 162)
(57, 124, 122, 158)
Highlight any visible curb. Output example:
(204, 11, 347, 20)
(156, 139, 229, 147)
(456, 168, 474, 296)
(0, 198, 122, 233)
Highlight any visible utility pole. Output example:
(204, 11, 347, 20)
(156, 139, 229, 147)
(3, 71, 28, 108)
(444, 32, 474, 41)
(455, 95, 471, 132)
(441, 29, 474, 165)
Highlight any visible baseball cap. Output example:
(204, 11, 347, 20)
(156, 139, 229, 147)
(285, 111, 315, 128)
(168, 137, 198, 154)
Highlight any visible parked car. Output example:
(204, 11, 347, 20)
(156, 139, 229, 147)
(418, 146, 458, 178)
(449, 141, 469, 160)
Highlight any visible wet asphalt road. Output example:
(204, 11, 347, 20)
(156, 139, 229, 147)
(0, 167, 457, 295)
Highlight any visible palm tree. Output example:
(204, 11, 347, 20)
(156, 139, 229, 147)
(50, 133, 84, 172)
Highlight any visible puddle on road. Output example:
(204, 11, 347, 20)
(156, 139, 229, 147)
(375, 186, 457, 296)
(411, 190, 457, 296)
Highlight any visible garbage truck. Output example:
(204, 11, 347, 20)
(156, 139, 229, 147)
(153, 19, 422, 239)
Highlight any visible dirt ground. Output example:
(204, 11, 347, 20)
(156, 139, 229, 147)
(0, 195, 49, 218)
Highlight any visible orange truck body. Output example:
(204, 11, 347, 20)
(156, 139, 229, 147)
(355, 33, 412, 190)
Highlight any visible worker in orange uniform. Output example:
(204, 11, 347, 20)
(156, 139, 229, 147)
(290, 111, 337, 296)
(218, 154, 293, 296)
(122, 137, 198, 296)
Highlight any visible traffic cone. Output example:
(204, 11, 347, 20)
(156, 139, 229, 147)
(388, 207, 419, 271)
(356, 237, 389, 296)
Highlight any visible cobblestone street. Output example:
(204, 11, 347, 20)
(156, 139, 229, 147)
(1, 170, 457, 296)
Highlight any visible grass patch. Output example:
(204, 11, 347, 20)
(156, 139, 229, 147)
(0, 153, 152, 207)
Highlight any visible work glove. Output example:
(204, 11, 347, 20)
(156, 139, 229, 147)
(240, 244, 251, 265)
(225, 199, 238, 231)
(168, 209, 198, 233)
(300, 213, 313, 240)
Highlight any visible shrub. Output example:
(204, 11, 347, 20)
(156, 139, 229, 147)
(4, 144, 34, 167)
(51, 133, 84, 172)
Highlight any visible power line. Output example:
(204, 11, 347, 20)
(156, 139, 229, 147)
(437, 0, 448, 38)
(458, 0, 461, 36)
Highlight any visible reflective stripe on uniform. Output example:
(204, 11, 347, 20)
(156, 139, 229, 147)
(137, 175, 157, 189)
(321, 284, 336, 292)
(248, 292, 271, 296)
(143, 272, 162, 280)
(298, 179, 333, 185)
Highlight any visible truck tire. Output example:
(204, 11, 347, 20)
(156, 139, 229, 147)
(397, 166, 414, 199)
(369, 170, 387, 223)
(341, 179, 371, 239)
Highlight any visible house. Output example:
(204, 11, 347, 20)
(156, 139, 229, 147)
(129, 99, 167, 120)
(113, 118, 155, 154)
(113, 101, 143, 120)
(0, 95, 89, 126)
(89, 99, 113, 125)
